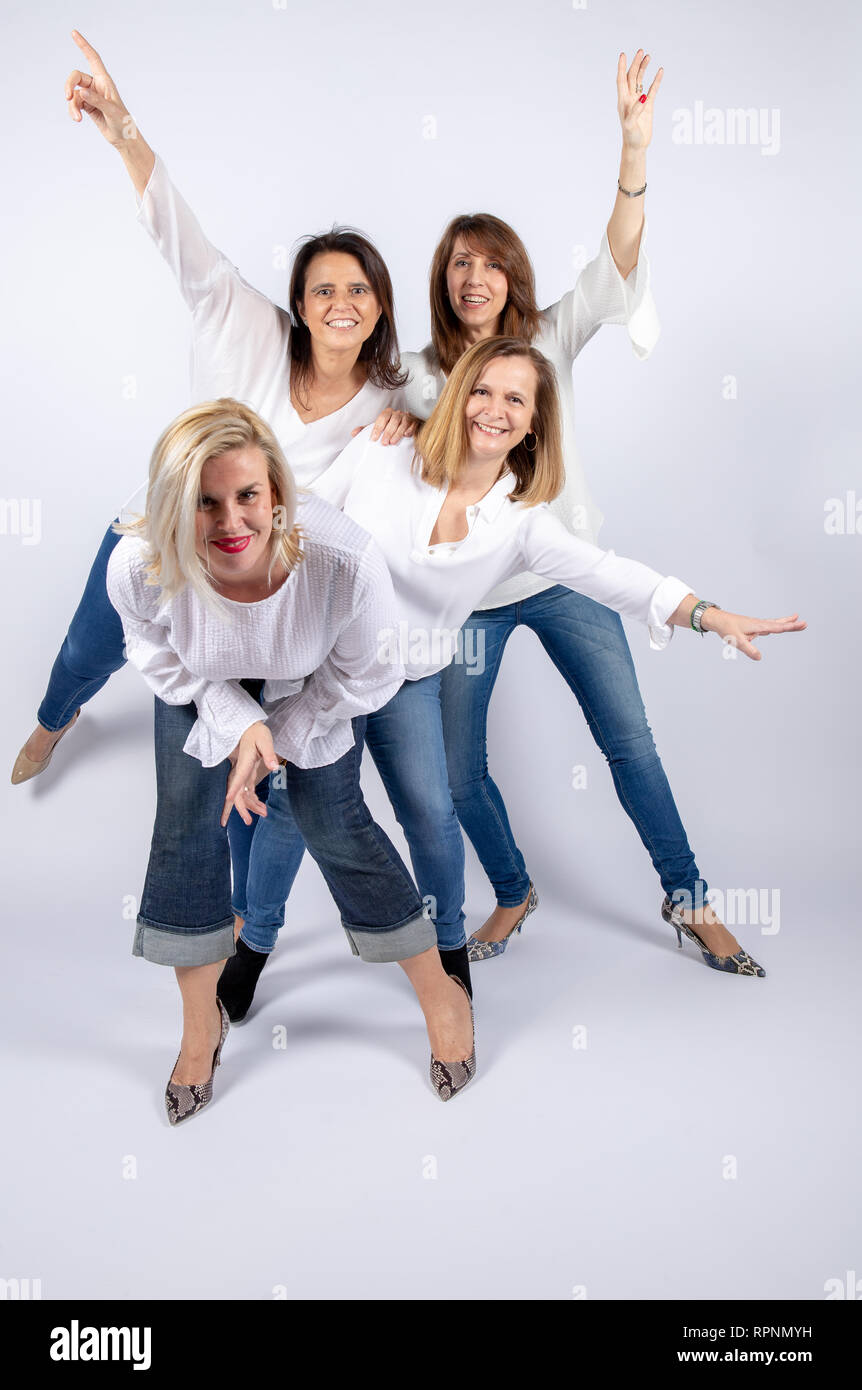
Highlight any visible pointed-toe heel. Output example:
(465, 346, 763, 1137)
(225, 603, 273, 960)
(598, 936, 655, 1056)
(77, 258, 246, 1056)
(11, 709, 81, 785)
(430, 975, 476, 1102)
(661, 896, 766, 977)
(165, 997, 230, 1126)
(466, 883, 538, 962)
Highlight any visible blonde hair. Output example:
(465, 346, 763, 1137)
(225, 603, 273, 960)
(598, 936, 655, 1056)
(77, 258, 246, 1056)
(415, 337, 564, 505)
(113, 398, 302, 618)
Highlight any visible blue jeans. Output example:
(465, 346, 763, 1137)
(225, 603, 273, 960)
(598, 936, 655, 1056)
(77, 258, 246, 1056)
(230, 771, 306, 955)
(37, 522, 126, 731)
(239, 673, 467, 954)
(439, 585, 708, 907)
(137, 695, 434, 967)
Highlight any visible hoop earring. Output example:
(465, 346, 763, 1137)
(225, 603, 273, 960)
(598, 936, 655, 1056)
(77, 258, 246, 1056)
(524, 431, 538, 452)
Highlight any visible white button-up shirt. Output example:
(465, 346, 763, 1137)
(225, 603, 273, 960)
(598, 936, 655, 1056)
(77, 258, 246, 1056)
(105, 495, 405, 768)
(313, 430, 692, 681)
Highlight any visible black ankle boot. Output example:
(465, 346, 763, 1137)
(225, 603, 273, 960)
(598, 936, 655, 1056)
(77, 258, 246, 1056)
(218, 938, 270, 1022)
(439, 944, 472, 1000)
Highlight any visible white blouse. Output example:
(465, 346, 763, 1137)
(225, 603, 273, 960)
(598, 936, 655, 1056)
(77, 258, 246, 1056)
(118, 153, 404, 522)
(313, 430, 692, 682)
(399, 225, 660, 610)
(105, 494, 405, 769)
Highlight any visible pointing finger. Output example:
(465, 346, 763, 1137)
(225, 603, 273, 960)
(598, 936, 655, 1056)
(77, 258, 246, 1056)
(71, 29, 109, 77)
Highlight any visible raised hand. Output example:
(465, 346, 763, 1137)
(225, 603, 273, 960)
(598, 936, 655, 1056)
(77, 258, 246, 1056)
(64, 29, 134, 147)
(617, 49, 663, 151)
(700, 610, 807, 661)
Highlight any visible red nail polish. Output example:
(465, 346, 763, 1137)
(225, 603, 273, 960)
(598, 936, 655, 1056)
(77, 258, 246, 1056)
(639, 94, 647, 104)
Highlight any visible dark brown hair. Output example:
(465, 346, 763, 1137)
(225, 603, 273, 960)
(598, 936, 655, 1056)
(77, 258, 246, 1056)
(428, 215, 541, 374)
(288, 229, 406, 401)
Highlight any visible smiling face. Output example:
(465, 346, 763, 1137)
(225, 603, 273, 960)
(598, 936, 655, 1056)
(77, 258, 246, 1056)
(195, 446, 278, 590)
(464, 354, 538, 464)
(445, 244, 509, 337)
(296, 251, 382, 353)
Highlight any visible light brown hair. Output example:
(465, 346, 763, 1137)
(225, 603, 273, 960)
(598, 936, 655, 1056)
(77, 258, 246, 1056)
(415, 337, 564, 506)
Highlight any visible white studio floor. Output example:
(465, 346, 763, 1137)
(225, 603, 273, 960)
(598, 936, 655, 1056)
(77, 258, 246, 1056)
(2, 645, 858, 1303)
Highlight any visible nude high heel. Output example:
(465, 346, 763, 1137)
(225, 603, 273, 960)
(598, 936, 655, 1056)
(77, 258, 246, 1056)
(11, 709, 81, 785)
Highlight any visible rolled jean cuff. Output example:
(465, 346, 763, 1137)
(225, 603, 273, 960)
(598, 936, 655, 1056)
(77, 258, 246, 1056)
(133, 914, 236, 967)
(343, 908, 437, 963)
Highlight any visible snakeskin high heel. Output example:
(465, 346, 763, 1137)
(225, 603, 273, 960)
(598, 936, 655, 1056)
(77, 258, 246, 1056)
(466, 883, 538, 962)
(661, 896, 766, 977)
(429, 975, 476, 1102)
(11, 709, 81, 785)
(165, 997, 230, 1126)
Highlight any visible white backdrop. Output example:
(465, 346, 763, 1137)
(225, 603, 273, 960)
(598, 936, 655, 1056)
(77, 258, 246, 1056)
(1, 0, 859, 1302)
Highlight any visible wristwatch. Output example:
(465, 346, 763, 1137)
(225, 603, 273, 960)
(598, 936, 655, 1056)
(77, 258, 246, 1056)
(690, 599, 719, 635)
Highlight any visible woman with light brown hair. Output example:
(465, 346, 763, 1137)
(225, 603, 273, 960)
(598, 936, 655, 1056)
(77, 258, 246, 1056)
(226, 336, 804, 1027)
(391, 52, 772, 970)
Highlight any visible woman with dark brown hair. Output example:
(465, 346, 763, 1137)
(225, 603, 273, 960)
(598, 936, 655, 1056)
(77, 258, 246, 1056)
(393, 52, 764, 971)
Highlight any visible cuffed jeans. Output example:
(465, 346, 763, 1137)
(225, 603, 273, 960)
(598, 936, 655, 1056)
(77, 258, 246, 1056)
(37, 522, 126, 731)
(237, 673, 467, 956)
(135, 693, 435, 967)
(439, 585, 709, 907)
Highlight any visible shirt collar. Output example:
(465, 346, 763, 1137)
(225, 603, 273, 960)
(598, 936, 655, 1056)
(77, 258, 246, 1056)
(471, 469, 518, 524)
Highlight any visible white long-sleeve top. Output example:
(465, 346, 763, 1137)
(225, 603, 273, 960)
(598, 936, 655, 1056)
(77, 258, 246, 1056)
(105, 494, 405, 768)
(399, 225, 660, 609)
(118, 154, 404, 522)
(312, 429, 691, 681)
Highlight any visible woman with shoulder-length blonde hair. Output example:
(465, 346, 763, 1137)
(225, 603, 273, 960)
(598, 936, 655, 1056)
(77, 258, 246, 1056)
(106, 397, 480, 1121)
(226, 337, 804, 1025)
(119, 402, 303, 617)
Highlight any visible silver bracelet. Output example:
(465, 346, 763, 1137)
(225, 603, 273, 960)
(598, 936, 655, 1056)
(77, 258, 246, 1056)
(617, 179, 647, 198)
(690, 599, 719, 635)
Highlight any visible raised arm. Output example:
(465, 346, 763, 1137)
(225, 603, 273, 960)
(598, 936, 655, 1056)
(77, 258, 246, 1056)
(543, 49, 663, 363)
(607, 49, 662, 279)
(65, 30, 285, 387)
(516, 507, 805, 658)
(65, 31, 155, 195)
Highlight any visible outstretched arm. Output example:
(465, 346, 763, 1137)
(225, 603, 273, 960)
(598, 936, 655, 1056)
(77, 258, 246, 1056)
(517, 507, 806, 659)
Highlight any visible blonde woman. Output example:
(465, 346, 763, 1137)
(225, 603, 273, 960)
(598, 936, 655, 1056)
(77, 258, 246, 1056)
(106, 399, 476, 1121)
(226, 338, 804, 1023)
